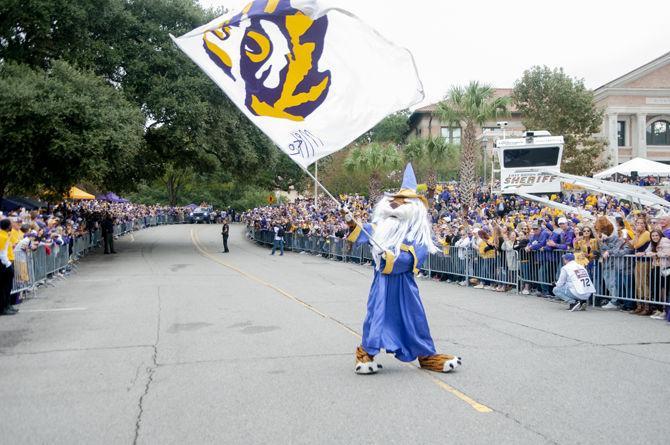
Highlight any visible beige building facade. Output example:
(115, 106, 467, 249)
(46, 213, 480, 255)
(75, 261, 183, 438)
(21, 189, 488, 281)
(408, 52, 670, 169)
(408, 88, 525, 146)
(595, 51, 670, 166)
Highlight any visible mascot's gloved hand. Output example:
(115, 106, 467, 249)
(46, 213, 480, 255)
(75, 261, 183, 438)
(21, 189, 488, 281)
(340, 206, 353, 222)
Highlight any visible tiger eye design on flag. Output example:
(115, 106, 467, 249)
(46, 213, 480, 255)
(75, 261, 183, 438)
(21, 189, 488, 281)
(172, 0, 424, 168)
(202, 0, 331, 122)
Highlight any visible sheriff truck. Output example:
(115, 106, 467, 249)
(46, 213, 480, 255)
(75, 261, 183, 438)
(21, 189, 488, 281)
(496, 131, 564, 194)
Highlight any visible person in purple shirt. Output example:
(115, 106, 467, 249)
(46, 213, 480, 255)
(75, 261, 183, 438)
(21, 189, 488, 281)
(659, 215, 670, 239)
(525, 220, 553, 296)
(546, 217, 576, 281)
(547, 217, 575, 251)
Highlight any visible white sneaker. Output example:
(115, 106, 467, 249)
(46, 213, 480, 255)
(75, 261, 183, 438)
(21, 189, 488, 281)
(521, 289, 530, 295)
(602, 302, 618, 310)
(459, 281, 467, 286)
(650, 310, 665, 320)
(474, 284, 484, 289)
(484, 285, 493, 290)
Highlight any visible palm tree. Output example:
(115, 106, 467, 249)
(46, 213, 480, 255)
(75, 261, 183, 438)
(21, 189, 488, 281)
(424, 137, 452, 193)
(344, 142, 402, 201)
(436, 82, 509, 210)
(402, 137, 454, 203)
(403, 138, 425, 167)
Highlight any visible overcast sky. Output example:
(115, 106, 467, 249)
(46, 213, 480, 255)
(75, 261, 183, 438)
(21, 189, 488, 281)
(199, 0, 669, 106)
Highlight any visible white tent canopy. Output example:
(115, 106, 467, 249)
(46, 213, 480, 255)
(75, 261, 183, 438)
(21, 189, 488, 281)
(594, 157, 670, 179)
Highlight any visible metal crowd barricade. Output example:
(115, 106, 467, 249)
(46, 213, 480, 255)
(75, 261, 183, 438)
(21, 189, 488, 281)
(330, 237, 345, 261)
(291, 233, 304, 253)
(361, 243, 374, 264)
(9, 217, 174, 297)
(242, 228, 670, 308)
(591, 254, 669, 308)
(247, 229, 524, 288)
(284, 233, 294, 252)
(10, 250, 34, 295)
(348, 242, 363, 264)
(517, 249, 565, 292)
(307, 236, 319, 254)
(468, 249, 519, 288)
(427, 248, 469, 282)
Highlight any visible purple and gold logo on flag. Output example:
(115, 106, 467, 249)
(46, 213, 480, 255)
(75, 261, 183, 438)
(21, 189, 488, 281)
(172, 0, 424, 168)
(202, 0, 331, 122)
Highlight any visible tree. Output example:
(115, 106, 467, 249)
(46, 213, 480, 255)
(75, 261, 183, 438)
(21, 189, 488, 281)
(402, 137, 456, 196)
(0, 0, 292, 200)
(436, 82, 509, 209)
(343, 143, 402, 201)
(160, 163, 194, 206)
(512, 66, 606, 175)
(112, 0, 281, 188)
(0, 61, 145, 200)
(356, 110, 411, 145)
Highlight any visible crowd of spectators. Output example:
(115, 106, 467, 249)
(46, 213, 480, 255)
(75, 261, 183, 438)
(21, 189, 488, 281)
(244, 182, 670, 323)
(0, 200, 199, 315)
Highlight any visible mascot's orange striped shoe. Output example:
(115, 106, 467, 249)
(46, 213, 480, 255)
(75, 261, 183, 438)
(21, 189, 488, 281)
(354, 346, 382, 374)
(418, 354, 462, 373)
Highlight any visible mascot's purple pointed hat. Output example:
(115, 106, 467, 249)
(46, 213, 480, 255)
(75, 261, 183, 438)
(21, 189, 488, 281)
(385, 163, 429, 208)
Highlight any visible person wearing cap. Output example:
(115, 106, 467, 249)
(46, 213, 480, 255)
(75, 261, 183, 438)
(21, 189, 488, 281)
(553, 253, 596, 311)
(546, 216, 576, 283)
(547, 217, 575, 251)
(525, 220, 553, 297)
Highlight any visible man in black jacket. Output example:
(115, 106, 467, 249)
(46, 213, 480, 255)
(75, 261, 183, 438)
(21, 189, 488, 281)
(221, 219, 230, 253)
(101, 213, 116, 254)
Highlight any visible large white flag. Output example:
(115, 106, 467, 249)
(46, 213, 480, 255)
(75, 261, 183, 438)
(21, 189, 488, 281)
(171, 0, 424, 168)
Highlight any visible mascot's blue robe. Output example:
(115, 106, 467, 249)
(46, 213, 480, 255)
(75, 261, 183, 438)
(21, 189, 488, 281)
(348, 223, 437, 362)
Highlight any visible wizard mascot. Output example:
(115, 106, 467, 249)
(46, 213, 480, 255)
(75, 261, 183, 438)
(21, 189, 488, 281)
(345, 164, 461, 374)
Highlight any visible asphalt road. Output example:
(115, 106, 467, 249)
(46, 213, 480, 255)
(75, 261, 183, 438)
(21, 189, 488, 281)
(1, 224, 669, 445)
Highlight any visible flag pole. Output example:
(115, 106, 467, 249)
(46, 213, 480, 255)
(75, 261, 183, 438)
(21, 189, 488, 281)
(314, 160, 318, 210)
(299, 163, 384, 252)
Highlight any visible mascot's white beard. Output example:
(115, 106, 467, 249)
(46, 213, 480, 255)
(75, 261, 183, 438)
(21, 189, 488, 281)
(370, 197, 438, 269)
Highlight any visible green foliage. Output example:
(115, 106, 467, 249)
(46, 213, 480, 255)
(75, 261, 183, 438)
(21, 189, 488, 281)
(344, 142, 402, 199)
(128, 172, 276, 212)
(318, 149, 377, 197)
(356, 110, 411, 145)
(402, 137, 459, 185)
(228, 186, 277, 212)
(344, 142, 403, 175)
(0, 60, 145, 198)
(403, 138, 425, 166)
(512, 66, 606, 175)
(0, 0, 301, 201)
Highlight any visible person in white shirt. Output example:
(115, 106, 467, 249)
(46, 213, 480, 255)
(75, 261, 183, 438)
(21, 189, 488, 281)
(553, 253, 596, 311)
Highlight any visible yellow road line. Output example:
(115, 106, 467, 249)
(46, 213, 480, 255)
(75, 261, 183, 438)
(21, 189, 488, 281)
(191, 229, 328, 318)
(190, 228, 492, 414)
